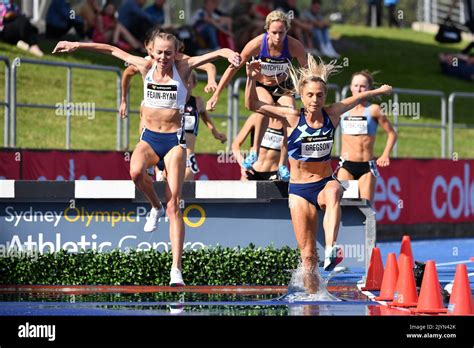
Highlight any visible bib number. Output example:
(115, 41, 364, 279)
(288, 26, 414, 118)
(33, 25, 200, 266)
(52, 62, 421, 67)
(184, 114, 196, 131)
(261, 130, 284, 150)
(301, 135, 333, 158)
(343, 116, 368, 135)
(145, 84, 178, 109)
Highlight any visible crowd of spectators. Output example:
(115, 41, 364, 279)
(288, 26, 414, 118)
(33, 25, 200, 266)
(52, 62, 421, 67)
(0, 0, 343, 58)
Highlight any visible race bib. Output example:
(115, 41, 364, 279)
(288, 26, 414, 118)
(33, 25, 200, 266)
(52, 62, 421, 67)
(145, 84, 178, 109)
(261, 129, 284, 150)
(184, 114, 196, 131)
(301, 134, 333, 158)
(343, 116, 368, 135)
(260, 58, 289, 77)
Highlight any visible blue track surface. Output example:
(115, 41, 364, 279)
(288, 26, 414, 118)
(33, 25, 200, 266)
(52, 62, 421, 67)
(1, 238, 473, 316)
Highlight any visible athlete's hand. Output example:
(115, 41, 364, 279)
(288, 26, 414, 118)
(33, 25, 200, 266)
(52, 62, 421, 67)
(52, 41, 79, 54)
(212, 129, 227, 143)
(206, 94, 219, 111)
(241, 166, 250, 179)
(376, 155, 390, 167)
(228, 51, 241, 68)
(246, 60, 261, 79)
(119, 100, 128, 118)
(377, 84, 392, 96)
(204, 81, 217, 93)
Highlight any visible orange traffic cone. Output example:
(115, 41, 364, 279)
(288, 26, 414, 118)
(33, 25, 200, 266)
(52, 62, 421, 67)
(375, 253, 399, 301)
(362, 247, 384, 291)
(412, 260, 447, 314)
(388, 253, 418, 308)
(448, 264, 473, 315)
(399, 235, 414, 269)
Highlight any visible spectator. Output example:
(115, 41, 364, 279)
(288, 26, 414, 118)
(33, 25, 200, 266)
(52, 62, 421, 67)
(274, 0, 318, 54)
(0, 0, 44, 56)
(367, 0, 383, 27)
(462, 0, 474, 54)
(145, 0, 166, 26)
(191, 0, 235, 50)
(79, 0, 101, 39)
(46, 0, 86, 39)
(449, 0, 474, 54)
(231, 0, 264, 51)
(253, 0, 273, 19)
(385, 0, 400, 27)
(92, 1, 145, 53)
(118, 0, 154, 42)
(302, 0, 340, 58)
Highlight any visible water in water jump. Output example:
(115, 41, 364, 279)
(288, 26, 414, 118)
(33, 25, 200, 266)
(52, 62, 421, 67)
(279, 262, 342, 302)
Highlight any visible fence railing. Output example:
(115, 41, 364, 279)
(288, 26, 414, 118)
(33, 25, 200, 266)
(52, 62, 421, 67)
(0, 57, 10, 148)
(448, 92, 474, 158)
(10, 57, 123, 150)
(2, 56, 473, 159)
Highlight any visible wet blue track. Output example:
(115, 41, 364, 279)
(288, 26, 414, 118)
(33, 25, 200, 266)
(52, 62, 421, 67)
(1, 238, 473, 316)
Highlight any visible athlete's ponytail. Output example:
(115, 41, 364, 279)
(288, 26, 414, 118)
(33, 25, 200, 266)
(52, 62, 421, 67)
(287, 54, 342, 95)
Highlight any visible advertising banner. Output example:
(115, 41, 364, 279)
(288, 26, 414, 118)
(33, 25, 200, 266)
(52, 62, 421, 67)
(1, 150, 473, 224)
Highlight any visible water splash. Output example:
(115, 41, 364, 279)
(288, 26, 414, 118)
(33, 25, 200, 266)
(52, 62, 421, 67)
(280, 262, 341, 302)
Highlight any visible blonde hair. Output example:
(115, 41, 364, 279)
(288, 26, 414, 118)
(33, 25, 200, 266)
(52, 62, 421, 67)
(152, 32, 180, 51)
(287, 54, 342, 95)
(264, 10, 291, 31)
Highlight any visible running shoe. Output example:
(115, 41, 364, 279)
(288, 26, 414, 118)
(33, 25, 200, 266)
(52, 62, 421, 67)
(323, 245, 344, 272)
(169, 267, 185, 287)
(241, 151, 258, 170)
(278, 165, 290, 182)
(143, 205, 165, 232)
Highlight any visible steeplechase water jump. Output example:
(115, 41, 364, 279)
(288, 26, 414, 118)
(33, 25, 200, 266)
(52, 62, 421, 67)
(0, 1, 473, 345)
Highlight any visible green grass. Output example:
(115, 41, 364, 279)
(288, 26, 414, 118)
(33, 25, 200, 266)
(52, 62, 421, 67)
(0, 25, 473, 158)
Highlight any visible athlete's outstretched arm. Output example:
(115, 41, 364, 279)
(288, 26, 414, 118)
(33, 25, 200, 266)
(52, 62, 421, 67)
(195, 97, 226, 143)
(206, 36, 261, 111)
(185, 48, 241, 71)
(326, 85, 392, 127)
(374, 105, 397, 167)
(179, 52, 218, 93)
(120, 64, 140, 118)
(232, 115, 257, 169)
(197, 63, 217, 93)
(53, 41, 150, 74)
(245, 61, 298, 120)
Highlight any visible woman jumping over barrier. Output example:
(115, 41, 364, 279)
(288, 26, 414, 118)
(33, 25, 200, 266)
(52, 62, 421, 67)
(245, 56, 392, 293)
(119, 28, 219, 178)
(337, 71, 397, 202)
(53, 33, 240, 286)
(207, 10, 307, 176)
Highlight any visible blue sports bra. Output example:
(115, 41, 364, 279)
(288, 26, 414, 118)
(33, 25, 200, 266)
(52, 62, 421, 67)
(287, 108, 335, 162)
(340, 104, 378, 136)
(254, 32, 292, 77)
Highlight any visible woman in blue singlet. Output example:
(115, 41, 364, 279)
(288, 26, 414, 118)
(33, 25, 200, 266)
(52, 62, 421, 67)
(53, 33, 240, 287)
(337, 71, 397, 202)
(245, 57, 392, 293)
(206, 10, 307, 173)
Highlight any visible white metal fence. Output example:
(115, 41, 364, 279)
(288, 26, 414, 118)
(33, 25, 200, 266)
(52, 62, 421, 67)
(1, 56, 472, 158)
